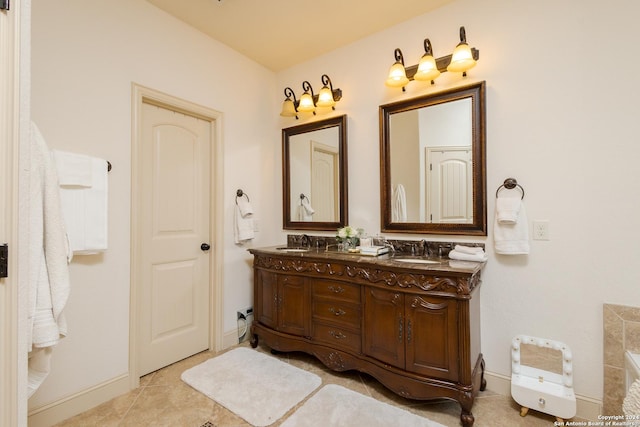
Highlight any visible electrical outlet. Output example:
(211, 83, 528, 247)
(237, 307, 253, 320)
(533, 220, 550, 240)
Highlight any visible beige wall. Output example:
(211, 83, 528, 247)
(29, 0, 280, 411)
(28, 0, 640, 418)
(277, 0, 640, 403)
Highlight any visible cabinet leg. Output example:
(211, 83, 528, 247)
(520, 407, 529, 417)
(460, 410, 475, 427)
(250, 334, 258, 348)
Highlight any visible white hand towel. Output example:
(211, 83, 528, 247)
(496, 197, 521, 224)
(449, 249, 488, 262)
(494, 199, 530, 255)
(454, 245, 484, 255)
(237, 197, 254, 217)
(392, 184, 407, 222)
(301, 198, 315, 216)
(297, 205, 312, 221)
(234, 204, 254, 243)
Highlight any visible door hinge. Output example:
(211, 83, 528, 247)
(0, 0, 9, 11)
(0, 244, 7, 278)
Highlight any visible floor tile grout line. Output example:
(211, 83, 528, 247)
(116, 381, 152, 426)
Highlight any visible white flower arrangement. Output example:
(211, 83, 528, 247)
(336, 226, 363, 241)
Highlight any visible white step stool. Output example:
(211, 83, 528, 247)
(511, 335, 576, 422)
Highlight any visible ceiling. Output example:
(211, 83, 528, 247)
(145, 0, 455, 71)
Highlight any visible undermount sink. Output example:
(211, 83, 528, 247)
(392, 258, 442, 264)
(275, 247, 308, 253)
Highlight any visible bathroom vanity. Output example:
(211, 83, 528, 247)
(249, 246, 486, 426)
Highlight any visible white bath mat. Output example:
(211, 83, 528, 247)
(181, 347, 321, 426)
(280, 384, 446, 427)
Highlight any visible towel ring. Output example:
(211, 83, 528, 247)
(496, 178, 524, 199)
(300, 193, 309, 204)
(236, 189, 250, 204)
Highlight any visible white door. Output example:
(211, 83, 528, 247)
(311, 142, 338, 222)
(138, 101, 211, 375)
(426, 147, 473, 224)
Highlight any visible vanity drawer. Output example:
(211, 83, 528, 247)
(312, 322, 361, 353)
(312, 298, 360, 329)
(312, 280, 360, 303)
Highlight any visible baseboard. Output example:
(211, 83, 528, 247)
(27, 374, 130, 427)
(222, 328, 244, 349)
(484, 371, 603, 421)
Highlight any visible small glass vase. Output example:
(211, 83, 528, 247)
(341, 237, 359, 252)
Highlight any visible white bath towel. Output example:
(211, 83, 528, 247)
(392, 184, 407, 222)
(53, 150, 93, 187)
(55, 151, 108, 256)
(234, 204, 254, 243)
(28, 122, 71, 397)
(494, 197, 530, 255)
(449, 249, 488, 262)
(496, 197, 521, 224)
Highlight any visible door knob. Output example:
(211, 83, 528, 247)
(200, 243, 211, 251)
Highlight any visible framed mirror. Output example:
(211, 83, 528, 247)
(282, 115, 348, 231)
(380, 81, 486, 235)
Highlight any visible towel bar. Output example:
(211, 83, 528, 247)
(496, 178, 524, 199)
(236, 189, 250, 204)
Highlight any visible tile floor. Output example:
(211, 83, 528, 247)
(54, 342, 579, 427)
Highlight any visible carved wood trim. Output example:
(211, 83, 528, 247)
(253, 254, 480, 295)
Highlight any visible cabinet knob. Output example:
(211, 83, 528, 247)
(328, 285, 345, 293)
(329, 330, 347, 340)
(329, 307, 346, 316)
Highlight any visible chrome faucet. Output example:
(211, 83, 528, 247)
(382, 240, 396, 254)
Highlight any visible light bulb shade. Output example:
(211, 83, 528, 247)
(385, 62, 409, 87)
(316, 86, 336, 108)
(297, 92, 315, 112)
(280, 98, 297, 117)
(414, 54, 441, 81)
(447, 43, 476, 73)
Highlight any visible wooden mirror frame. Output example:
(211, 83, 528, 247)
(380, 81, 486, 235)
(282, 115, 348, 231)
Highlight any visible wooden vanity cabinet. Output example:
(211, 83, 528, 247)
(249, 250, 486, 427)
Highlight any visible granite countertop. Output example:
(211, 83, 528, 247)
(248, 245, 486, 275)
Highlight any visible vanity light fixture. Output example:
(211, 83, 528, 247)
(413, 39, 441, 83)
(279, 75, 342, 119)
(317, 75, 338, 109)
(385, 26, 479, 91)
(447, 26, 477, 74)
(297, 81, 316, 114)
(385, 49, 410, 88)
(280, 87, 299, 119)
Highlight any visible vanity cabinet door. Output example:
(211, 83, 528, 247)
(277, 275, 311, 336)
(405, 296, 459, 380)
(363, 288, 405, 369)
(255, 269, 278, 329)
